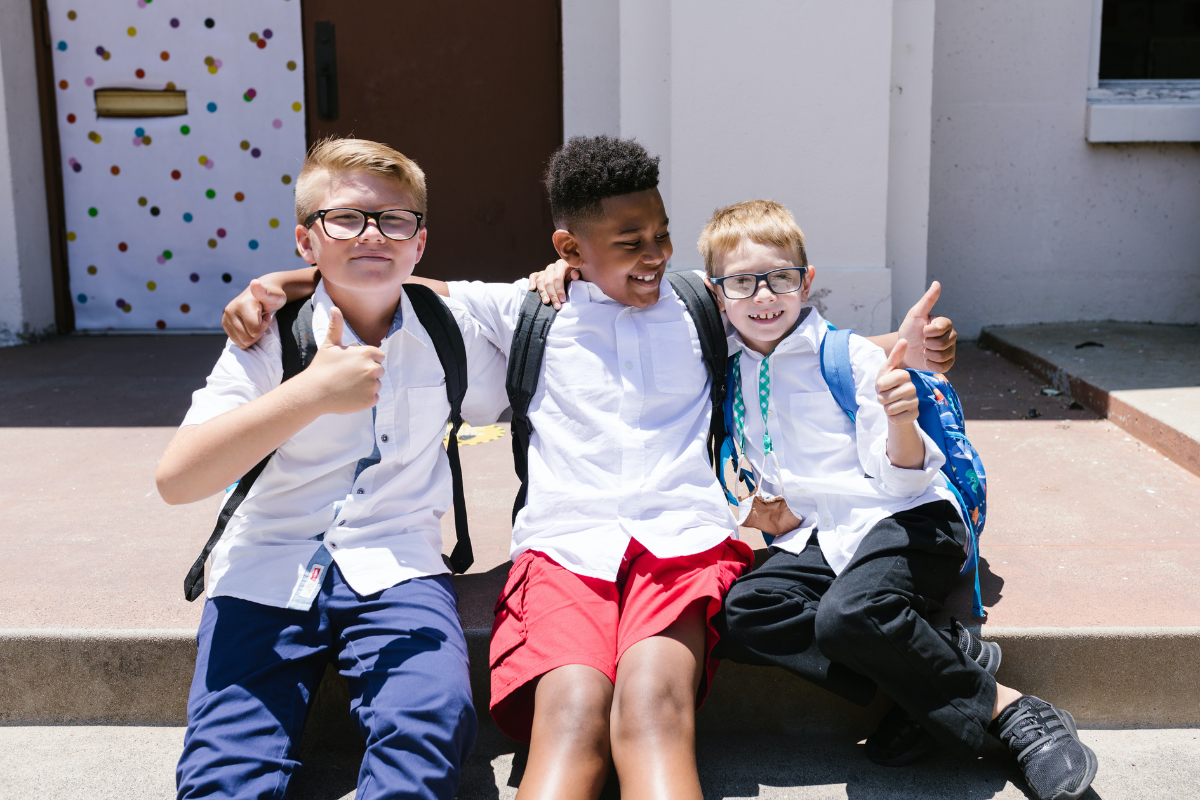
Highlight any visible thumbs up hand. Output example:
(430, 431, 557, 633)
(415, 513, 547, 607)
(303, 307, 387, 415)
(875, 339, 919, 426)
(897, 281, 957, 372)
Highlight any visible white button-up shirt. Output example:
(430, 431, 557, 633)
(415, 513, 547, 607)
(449, 278, 738, 581)
(180, 281, 509, 607)
(732, 306, 962, 574)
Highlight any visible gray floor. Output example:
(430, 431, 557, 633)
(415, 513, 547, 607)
(2, 724, 1197, 799)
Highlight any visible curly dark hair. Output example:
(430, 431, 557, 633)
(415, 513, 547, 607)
(544, 135, 660, 228)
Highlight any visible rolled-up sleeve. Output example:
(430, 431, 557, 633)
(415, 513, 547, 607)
(446, 279, 525, 357)
(180, 327, 283, 428)
(850, 336, 946, 498)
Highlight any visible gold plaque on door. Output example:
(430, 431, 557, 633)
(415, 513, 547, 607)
(94, 89, 188, 118)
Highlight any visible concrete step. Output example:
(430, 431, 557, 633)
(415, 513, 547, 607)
(979, 321, 1200, 477)
(3, 723, 1198, 799)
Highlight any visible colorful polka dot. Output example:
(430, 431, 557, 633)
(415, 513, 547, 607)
(286, 61, 296, 71)
(180, 303, 191, 312)
(248, 239, 259, 250)
(115, 298, 125, 308)
(205, 18, 215, 28)
(137, 197, 147, 206)
(217, 228, 226, 238)
(256, 39, 267, 50)
(171, 169, 181, 179)
(291, 101, 301, 112)
(118, 242, 128, 251)
(111, 165, 120, 175)
(170, 18, 179, 28)
(269, 218, 280, 229)
(205, 189, 216, 199)
(135, 127, 145, 137)
(87, 265, 97, 275)
(127, 27, 137, 37)
(156, 320, 166, 329)
(263, 29, 273, 39)
(132, 137, 142, 147)
(147, 281, 157, 290)
(67, 114, 76, 123)
(67, 10, 77, 20)
(88, 131, 101, 143)
(206, 102, 217, 112)
(58, 79, 68, 90)
(222, 273, 232, 282)
(183, 212, 193, 222)
(249, 33, 259, 43)
(165, 82, 175, 90)
(180, 124, 190, 135)
(85, 77, 94, 87)
(281, 174, 291, 184)
(66, 231, 76, 241)
(57, 42, 68, 52)
(122, 303, 132, 312)
(102, 51, 111, 61)
(234, 192, 245, 202)
(198, 155, 208, 165)
(135, 68, 145, 79)
(160, 51, 169, 61)
(87, 207, 97, 217)
(189, 273, 199, 282)
(150, 206, 160, 216)
(207, 238, 217, 248)
(272, 118, 282, 129)
(244, 88, 257, 101)
(240, 140, 250, 150)
(163, 250, 172, 260)
(77, 294, 87, 303)
(251, 148, 261, 158)
(142, 135, 151, 145)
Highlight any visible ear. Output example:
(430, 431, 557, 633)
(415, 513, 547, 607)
(296, 224, 318, 266)
(412, 226, 428, 265)
(703, 274, 725, 311)
(552, 229, 585, 268)
(800, 264, 817, 302)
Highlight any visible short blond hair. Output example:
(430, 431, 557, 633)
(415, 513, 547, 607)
(295, 137, 427, 224)
(697, 199, 808, 278)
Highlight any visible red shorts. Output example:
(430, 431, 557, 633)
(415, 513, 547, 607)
(488, 537, 754, 742)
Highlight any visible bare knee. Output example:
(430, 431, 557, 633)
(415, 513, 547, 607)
(531, 665, 613, 752)
(611, 665, 696, 748)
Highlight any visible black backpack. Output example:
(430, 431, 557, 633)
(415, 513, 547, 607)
(184, 284, 473, 601)
(505, 270, 728, 522)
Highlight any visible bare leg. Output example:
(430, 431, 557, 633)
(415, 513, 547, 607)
(993, 682, 1023, 719)
(609, 601, 708, 800)
(516, 664, 614, 800)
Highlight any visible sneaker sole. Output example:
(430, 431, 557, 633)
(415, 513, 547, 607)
(1048, 708, 1100, 800)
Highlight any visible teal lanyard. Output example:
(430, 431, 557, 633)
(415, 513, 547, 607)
(731, 351, 774, 458)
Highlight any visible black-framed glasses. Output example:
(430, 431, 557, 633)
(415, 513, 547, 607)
(712, 267, 806, 300)
(304, 207, 424, 241)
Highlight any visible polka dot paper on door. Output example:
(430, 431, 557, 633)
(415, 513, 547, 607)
(47, 0, 305, 331)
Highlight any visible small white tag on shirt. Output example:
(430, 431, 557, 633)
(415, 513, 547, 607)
(296, 564, 324, 599)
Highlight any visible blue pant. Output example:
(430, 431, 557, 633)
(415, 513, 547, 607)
(177, 566, 477, 800)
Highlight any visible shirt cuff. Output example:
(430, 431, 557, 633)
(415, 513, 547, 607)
(872, 425, 945, 497)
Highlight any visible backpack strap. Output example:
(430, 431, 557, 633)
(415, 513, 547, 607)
(402, 283, 473, 573)
(818, 327, 859, 422)
(505, 290, 559, 523)
(665, 271, 728, 471)
(184, 297, 316, 601)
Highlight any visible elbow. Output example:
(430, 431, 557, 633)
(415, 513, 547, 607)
(156, 462, 191, 505)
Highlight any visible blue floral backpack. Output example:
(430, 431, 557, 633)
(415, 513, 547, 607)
(819, 327, 988, 618)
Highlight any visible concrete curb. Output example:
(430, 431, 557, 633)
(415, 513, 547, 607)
(977, 328, 1200, 477)
(4, 626, 1198, 733)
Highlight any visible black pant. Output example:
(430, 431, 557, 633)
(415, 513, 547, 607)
(715, 500, 996, 757)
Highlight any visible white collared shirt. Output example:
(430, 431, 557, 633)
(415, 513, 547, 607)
(731, 306, 962, 574)
(180, 281, 509, 606)
(448, 278, 738, 581)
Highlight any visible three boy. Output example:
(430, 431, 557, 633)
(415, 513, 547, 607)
(159, 139, 508, 799)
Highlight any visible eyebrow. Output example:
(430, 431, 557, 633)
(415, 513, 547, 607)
(618, 217, 670, 235)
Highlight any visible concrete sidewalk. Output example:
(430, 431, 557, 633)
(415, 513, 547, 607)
(2, 335, 1199, 734)
(980, 321, 1200, 476)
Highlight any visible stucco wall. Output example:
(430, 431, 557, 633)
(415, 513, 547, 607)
(0, 0, 56, 345)
(927, 0, 1200, 337)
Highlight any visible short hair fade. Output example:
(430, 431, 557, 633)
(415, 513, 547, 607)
(697, 199, 808, 278)
(544, 135, 660, 228)
(295, 137, 427, 224)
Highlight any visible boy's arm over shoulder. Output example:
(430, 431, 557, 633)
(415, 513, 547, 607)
(444, 296, 511, 425)
(444, 278, 528, 356)
(865, 282, 957, 372)
(157, 309, 385, 505)
(847, 334, 946, 497)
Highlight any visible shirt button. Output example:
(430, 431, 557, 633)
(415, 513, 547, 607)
(624, 360, 633, 370)
(380, 434, 389, 443)
(338, 520, 347, 526)
(330, 542, 338, 548)
(357, 488, 364, 494)
(822, 517, 833, 527)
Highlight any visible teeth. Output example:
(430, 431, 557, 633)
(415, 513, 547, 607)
(749, 310, 784, 320)
(632, 274, 655, 282)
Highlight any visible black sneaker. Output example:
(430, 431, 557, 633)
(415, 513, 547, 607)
(865, 620, 1002, 767)
(990, 695, 1098, 800)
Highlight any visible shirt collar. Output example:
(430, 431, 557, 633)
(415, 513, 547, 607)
(309, 280, 413, 347)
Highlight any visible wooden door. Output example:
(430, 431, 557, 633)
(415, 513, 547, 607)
(300, 1, 563, 282)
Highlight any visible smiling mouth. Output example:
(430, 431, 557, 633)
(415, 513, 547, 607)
(630, 272, 660, 284)
(748, 309, 784, 320)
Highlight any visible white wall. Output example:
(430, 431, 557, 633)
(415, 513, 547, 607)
(0, 0, 56, 345)
(561, 0, 898, 334)
(927, 0, 1200, 336)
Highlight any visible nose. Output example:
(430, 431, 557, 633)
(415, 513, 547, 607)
(642, 239, 665, 266)
(358, 217, 386, 241)
(752, 279, 776, 301)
